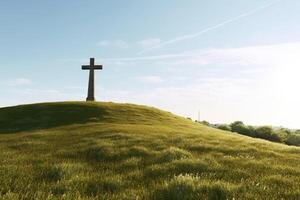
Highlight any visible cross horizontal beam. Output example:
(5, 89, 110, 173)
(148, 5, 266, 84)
(82, 65, 103, 70)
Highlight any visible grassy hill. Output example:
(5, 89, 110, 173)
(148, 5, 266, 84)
(0, 102, 299, 200)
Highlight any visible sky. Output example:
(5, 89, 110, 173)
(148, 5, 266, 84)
(1, 0, 300, 128)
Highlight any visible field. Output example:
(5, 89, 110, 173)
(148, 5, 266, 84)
(0, 102, 299, 199)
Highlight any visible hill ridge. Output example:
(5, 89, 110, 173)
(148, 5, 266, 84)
(0, 101, 189, 134)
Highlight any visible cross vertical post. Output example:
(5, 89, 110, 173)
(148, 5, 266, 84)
(82, 58, 103, 101)
(87, 58, 95, 101)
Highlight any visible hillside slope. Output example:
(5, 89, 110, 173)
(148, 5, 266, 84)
(0, 102, 299, 200)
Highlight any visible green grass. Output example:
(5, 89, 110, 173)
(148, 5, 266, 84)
(0, 101, 299, 199)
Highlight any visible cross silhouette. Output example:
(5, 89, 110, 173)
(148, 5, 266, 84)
(82, 58, 103, 101)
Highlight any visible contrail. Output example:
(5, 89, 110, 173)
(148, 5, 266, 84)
(138, 0, 281, 55)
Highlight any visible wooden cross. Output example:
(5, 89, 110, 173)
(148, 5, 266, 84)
(82, 58, 103, 101)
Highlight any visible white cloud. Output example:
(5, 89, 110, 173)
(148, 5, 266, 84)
(97, 41, 110, 46)
(137, 38, 161, 48)
(16, 88, 61, 95)
(6, 78, 33, 86)
(97, 40, 128, 48)
(136, 76, 164, 84)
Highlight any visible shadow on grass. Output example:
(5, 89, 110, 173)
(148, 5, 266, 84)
(0, 102, 108, 134)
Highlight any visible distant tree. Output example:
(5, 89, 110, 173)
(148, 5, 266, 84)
(230, 121, 243, 130)
(247, 125, 257, 137)
(285, 134, 300, 146)
(201, 121, 210, 126)
(230, 121, 253, 136)
(279, 128, 292, 135)
(217, 124, 231, 131)
(226, 121, 299, 145)
(274, 128, 291, 140)
(254, 126, 282, 142)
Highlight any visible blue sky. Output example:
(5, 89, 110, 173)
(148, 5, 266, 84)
(1, 0, 300, 128)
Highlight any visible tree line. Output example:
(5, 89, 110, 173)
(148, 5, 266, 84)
(196, 120, 300, 147)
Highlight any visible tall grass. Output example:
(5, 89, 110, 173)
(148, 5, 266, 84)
(0, 102, 299, 199)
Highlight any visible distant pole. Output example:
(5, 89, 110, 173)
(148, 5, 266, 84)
(198, 110, 201, 122)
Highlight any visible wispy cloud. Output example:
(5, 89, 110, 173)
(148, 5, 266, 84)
(62, 41, 300, 70)
(98, 52, 196, 62)
(137, 38, 161, 48)
(138, 0, 282, 55)
(97, 38, 162, 50)
(61, 42, 300, 76)
(93, 42, 294, 71)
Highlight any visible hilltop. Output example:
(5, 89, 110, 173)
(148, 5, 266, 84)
(0, 102, 299, 199)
